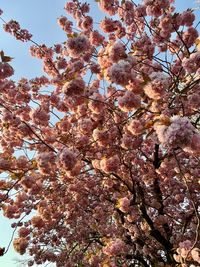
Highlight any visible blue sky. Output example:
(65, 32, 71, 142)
(0, 0, 199, 266)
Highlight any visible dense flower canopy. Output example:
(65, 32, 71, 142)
(0, 0, 200, 266)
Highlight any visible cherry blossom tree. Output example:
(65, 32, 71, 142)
(0, 0, 200, 266)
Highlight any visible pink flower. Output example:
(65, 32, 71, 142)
(4, 20, 32, 42)
(62, 77, 85, 96)
(100, 18, 118, 33)
(80, 16, 93, 30)
(78, 118, 94, 134)
(64, 2, 76, 14)
(31, 107, 50, 126)
(57, 116, 70, 132)
(18, 227, 30, 238)
(117, 197, 131, 213)
(59, 148, 77, 171)
(180, 10, 195, 27)
(66, 35, 91, 58)
(37, 152, 56, 173)
(88, 93, 105, 114)
(0, 62, 14, 79)
(80, 3, 90, 13)
(93, 128, 110, 146)
(90, 63, 101, 74)
(144, 72, 170, 100)
(98, 0, 119, 16)
(57, 16, 72, 33)
(187, 93, 200, 110)
(106, 60, 133, 86)
(118, 91, 141, 112)
(121, 134, 142, 149)
(13, 237, 28, 255)
(127, 119, 144, 136)
(182, 52, 200, 74)
(184, 133, 200, 155)
(133, 34, 155, 58)
(16, 156, 29, 169)
(31, 216, 45, 228)
(20, 176, 34, 189)
(144, 0, 170, 17)
(182, 27, 198, 48)
(0, 158, 11, 170)
(108, 41, 127, 62)
(89, 30, 105, 46)
(155, 116, 200, 152)
(3, 205, 17, 219)
(56, 58, 67, 69)
(191, 248, 200, 264)
(118, 1, 135, 26)
(104, 239, 127, 256)
(100, 155, 120, 173)
(176, 240, 192, 258)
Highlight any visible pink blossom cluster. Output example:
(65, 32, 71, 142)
(104, 239, 127, 256)
(88, 93, 105, 114)
(117, 197, 130, 213)
(31, 215, 45, 228)
(13, 237, 28, 255)
(4, 20, 32, 41)
(118, 1, 135, 26)
(37, 152, 56, 174)
(100, 17, 118, 33)
(155, 116, 200, 154)
(30, 107, 50, 126)
(98, 0, 119, 16)
(182, 52, 200, 74)
(78, 118, 94, 134)
(100, 155, 120, 173)
(79, 16, 93, 31)
(92, 128, 110, 146)
(121, 134, 142, 149)
(0, 0, 200, 266)
(57, 16, 73, 33)
(127, 119, 145, 136)
(59, 148, 77, 171)
(0, 158, 11, 171)
(106, 60, 134, 86)
(64, 1, 90, 17)
(29, 45, 54, 60)
(66, 35, 91, 58)
(108, 41, 127, 62)
(0, 62, 14, 79)
(89, 30, 105, 46)
(62, 77, 85, 96)
(118, 91, 141, 112)
(133, 34, 155, 58)
(144, 71, 170, 100)
(182, 27, 198, 48)
(3, 205, 18, 219)
(144, 0, 170, 17)
(18, 227, 30, 238)
(174, 240, 200, 265)
(180, 10, 195, 26)
(187, 93, 200, 110)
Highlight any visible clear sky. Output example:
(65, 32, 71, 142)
(0, 0, 199, 266)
